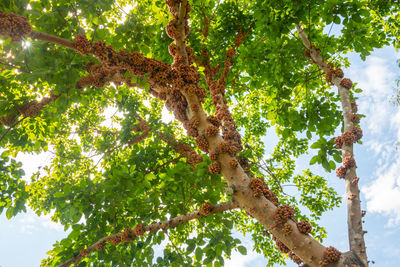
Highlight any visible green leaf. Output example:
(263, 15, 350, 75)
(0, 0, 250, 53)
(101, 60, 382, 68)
(237, 246, 247, 255)
(187, 243, 196, 254)
(310, 155, 319, 165)
(311, 142, 320, 149)
(6, 207, 14, 219)
(333, 154, 342, 163)
(195, 248, 203, 261)
(329, 160, 336, 170)
(145, 173, 156, 181)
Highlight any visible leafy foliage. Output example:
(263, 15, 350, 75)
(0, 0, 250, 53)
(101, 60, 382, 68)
(0, 0, 399, 266)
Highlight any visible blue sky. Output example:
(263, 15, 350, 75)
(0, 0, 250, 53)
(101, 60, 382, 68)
(1, 41, 400, 267)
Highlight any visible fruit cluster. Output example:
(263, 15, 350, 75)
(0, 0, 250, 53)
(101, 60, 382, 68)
(121, 228, 136, 242)
(208, 161, 221, 174)
(343, 156, 356, 169)
(282, 223, 292, 235)
(273, 236, 291, 253)
(199, 201, 213, 216)
(319, 246, 341, 266)
(249, 177, 279, 206)
(128, 117, 151, 145)
(296, 220, 312, 235)
(335, 126, 363, 149)
(133, 224, 145, 236)
(289, 251, 303, 265)
(274, 204, 295, 225)
(108, 235, 122, 246)
(94, 241, 105, 251)
(0, 11, 31, 41)
(80, 248, 90, 257)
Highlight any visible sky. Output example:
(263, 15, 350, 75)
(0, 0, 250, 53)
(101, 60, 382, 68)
(1, 29, 400, 267)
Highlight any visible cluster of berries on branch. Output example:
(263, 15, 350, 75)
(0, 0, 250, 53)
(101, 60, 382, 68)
(0, 11, 31, 41)
(0, 90, 60, 126)
(159, 132, 203, 166)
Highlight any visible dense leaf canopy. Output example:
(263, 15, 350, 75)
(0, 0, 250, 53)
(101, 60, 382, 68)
(0, 0, 399, 266)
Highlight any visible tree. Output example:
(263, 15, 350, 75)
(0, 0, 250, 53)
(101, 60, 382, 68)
(0, 0, 399, 266)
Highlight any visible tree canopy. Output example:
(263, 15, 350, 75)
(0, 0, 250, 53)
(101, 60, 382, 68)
(0, 0, 399, 266)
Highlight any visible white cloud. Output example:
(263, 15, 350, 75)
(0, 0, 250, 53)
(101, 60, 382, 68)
(362, 157, 400, 226)
(349, 51, 400, 227)
(17, 209, 64, 234)
(350, 56, 397, 137)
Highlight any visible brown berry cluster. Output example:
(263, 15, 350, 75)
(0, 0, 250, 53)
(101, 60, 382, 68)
(296, 220, 312, 235)
(325, 69, 334, 85)
(249, 177, 279, 205)
(0, 114, 17, 127)
(133, 224, 145, 236)
(208, 161, 221, 174)
(351, 101, 358, 112)
(161, 133, 203, 166)
(94, 241, 105, 251)
(334, 136, 343, 148)
(341, 131, 356, 145)
(188, 116, 200, 129)
(350, 113, 360, 124)
(238, 156, 250, 173)
(199, 202, 213, 216)
(352, 177, 360, 184)
(108, 235, 122, 246)
(350, 126, 363, 141)
(263, 189, 279, 206)
(336, 166, 347, 178)
(205, 125, 219, 137)
(319, 246, 341, 266)
(209, 149, 219, 161)
(184, 116, 200, 137)
(73, 33, 197, 125)
(219, 29, 245, 85)
(229, 159, 238, 169)
(274, 204, 295, 225)
(340, 78, 353, 89)
(199, 42, 243, 157)
(73, 34, 91, 55)
(207, 115, 221, 127)
(17, 100, 44, 118)
(218, 141, 230, 154)
(304, 49, 311, 58)
(129, 118, 151, 145)
(343, 156, 356, 169)
(336, 126, 363, 148)
(334, 68, 344, 78)
(0, 11, 31, 41)
(77, 63, 119, 89)
(121, 228, 136, 242)
(282, 223, 292, 235)
(325, 66, 344, 85)
(188, 151, 203, 165)
(195, 135, 209, 152)
(80, 248, 90, 257)
(272, 236, 290, 253)
(289, 251, 303, 265)
(249, 177, 266, 197)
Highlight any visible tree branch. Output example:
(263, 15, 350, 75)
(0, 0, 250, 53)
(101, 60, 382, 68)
(29, 31, 76, 50)
(296, 23, 368, 266)
(56, 201, 239, 267)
